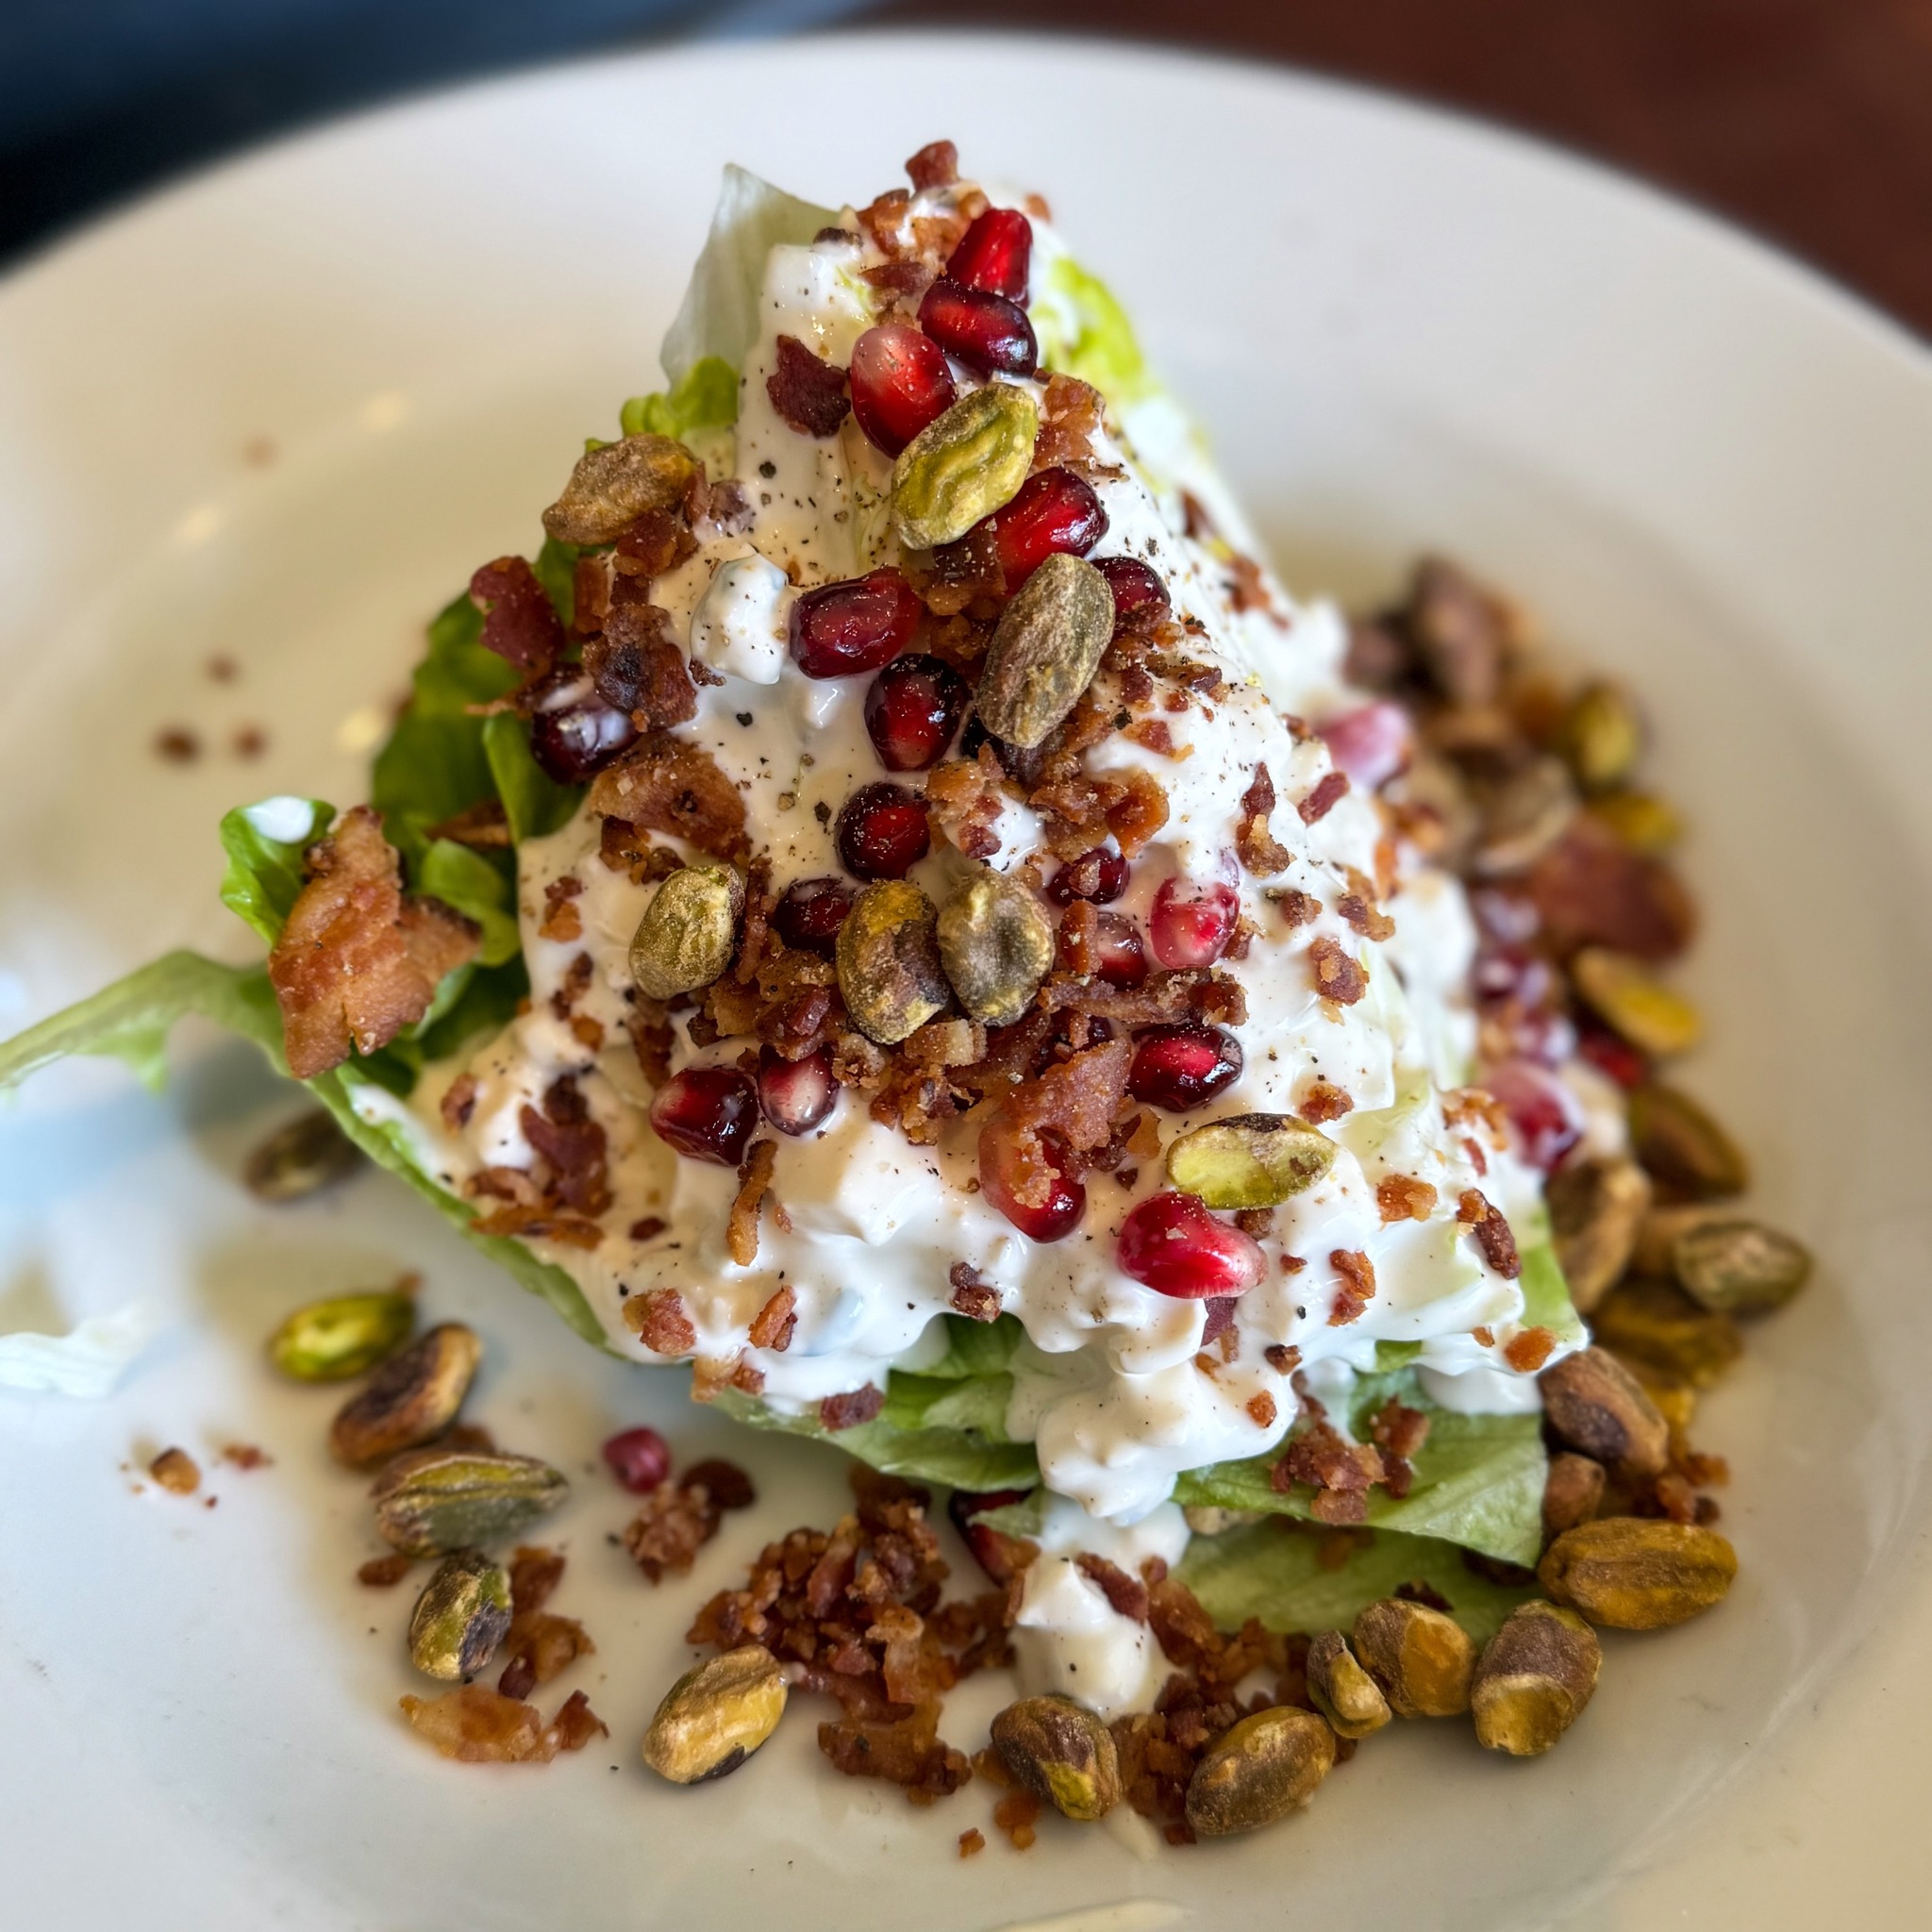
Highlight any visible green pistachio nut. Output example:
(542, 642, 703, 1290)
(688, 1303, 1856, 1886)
(974, 552, 1115, 749)
(1558, 680, 1645, 792)
(991, 1694, 1122, 1823)
(371, 1447, 569, 1557)
(1671, 1217, 1812, 1317)
(889, 383, 1039, 552)
(407, 1547, 513, 1682)
(328, 1323, 482, 1467)
(937, 869, 1055, 1026)
(836, 880, 950, 1044)
(642, 1645, 789, 1785)
(242, 1108, 363, 1202)
(542, 433, 698, 545)
(1185, 1707, 1336, 1839)
(629, 861, 744, 999)
(268, 1291, 417, 1384)
(1166, 1112, 1336, 1209)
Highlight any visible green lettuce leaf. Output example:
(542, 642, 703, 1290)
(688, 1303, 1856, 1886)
(1033, 257, 1155, 408)
(622, 356, 741, 441)
(659, 165, 838, 385)
(219, 798, 331, 944)
(482, 713, 582, 844)
(530, 538, 577, 631)
(1176, 1519, 1532, 1645)
(416, 840, 520, 968)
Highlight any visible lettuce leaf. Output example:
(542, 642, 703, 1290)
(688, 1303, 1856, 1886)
(219, 797, 331, 945)
(1033, 257, 1155, 408)
(622, 356, 741, 441)
(1176, 1519, 1532, 1645)
(416, 839, 520, 968)
(659, 165, 837, 386)
(482, 713, 582, 844)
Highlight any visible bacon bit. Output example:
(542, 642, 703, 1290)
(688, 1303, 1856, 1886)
(623, 1478, 721, 1582)
(767, 334, 851, 438)
(611, 508, 698, 582)
(589, 732, 750, 863)
(958, 1827, 986, 1859)
(1227, 550, 1274, 615)
(1033, 765, 1171, 861)
(624, 1288, 696, 1357)
(1337, 874, 1396, 942)
(1461, 1135, 1491, 1176)
(267, 807, 481, 1080)
(1246, 1391, 1278, 1428)
(1457, 1189, 1524, 1278)
(987, 1039, 1131, 1210)
(905, 139, 958, 189)
(856, 186, 913, 256)
(1266, 887, 1320, 928)
(232, 724, 268, 759)
(1264, 1344, 1302, 1374)
(1375, 1174, 1439, 1224)
(1297, 768, 1350, 825)
(398, 1684, 607, 1763)
(569, 1015, 605, 1052)
(498, 1545, 594, 1695)
(470, 557, 565, 678)
(726, 1139, 778, 1267)
(1308, 935, 1368, 1006)
(1280, 1255, 1307, 1276)
(1076, 1553, 1150, 1622)
(924, 748, 1012, 861)
(520, 1074, 609, 1216)
(584, 600, 696, 730)
(1235, 763, 1291, 875)
(539, 874, 584, 942)
(1297, 1079, 1354, 1124)
(1328, 1248, 1376, 1325)
(948, 1263, 1001, 1324)
(358, 1552, 416, 1588)
(425, 799, 512, 850)
(748, 1285, 798, 1351)
(820, 1385, 886, 1432)
(148, 1447, 200, 1495)
(1371, 1397, 1431, 1462)
(992, 1789, 1041, 1850)
(1034, 374, 1106, 474)
(153, 724, 202, 763)
(1201, 1296, 1238, 1348)
(1504, 1325, 1557, 1373)
(1273, 1407, 1386, 1524)
(220, 1443, 271, 1471)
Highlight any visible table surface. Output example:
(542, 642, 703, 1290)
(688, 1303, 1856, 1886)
(869, 0, 1932, 340)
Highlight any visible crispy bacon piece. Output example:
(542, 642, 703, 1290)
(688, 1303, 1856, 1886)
(1031, 765, 1170, 860)
(624, 1287, 697, 1357)
(1503, 1325, 1557, 1373)
(749, 1285, 798, 1351)
(588, 732, 749, 862)
(924, 748, 1009, 861)
(1307, 935, 1368, 1006)
(1458, 1188, 1524, 1279)
(519, 1074, 610, 1217)
(948, 1262, 1000, 1323)
(905, 139, 958, 190)
(584, 601, 696, 730)
(1075, 1553, 1149, 1622)
(1236, 764, 1291, 875)
(1297, 1079, 1354, 1124)
(727, 1140, 778, 1267)
(397, 1684, 607, 1763)
(1337, 865, 1397, 941)
(1328, 1248, 1376, 1325)
(1273, 1405, 1387, 1524)
(1298, 769, 1350, 825)
(267, 806, 480, 1079)
(624, 1479, 722, 1582)
(497, 1545, 594, 1698)
(1375, 1174, 1439, 1224)
(470, 557, 564, 677)
(1034, 374, 1106, 473)
(768, 335, 851, 438)
(988, 1039, 1131, 1210)
(821, 1385, 886, 1432)
(425, 799, 511, 850)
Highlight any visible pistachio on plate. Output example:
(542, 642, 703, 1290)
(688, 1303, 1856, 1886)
(1590, 1276, 1742, 1389)
(407, 1547, 513, 1682)
(1538, 1518, 1737, 1629)
(991, 1694, 1121, 1823)
(629, 861, 744, 1000)
(1538, 1346, 1669, 1482)
(542, 433, 697, 545)
(1544, 1156, 1651, 1313)
(1184, 1706, 1336, 1840)
(1304, 1630, 1391, 1740)
(1627, 1081, 1749, 1201)
(371, 1446, 569, 1557)
(889, 383, 1039, 553)
(642, 1644, 789, 1785)
(269, 1290, 416, 1384)
(242, 1108, 363, 1202)
(937, 869, 1055, 1027)
(974, 552, 1115, 750)
(1569, 948, 1702, 1058)
(1557, 680, 1643, 793)
(1472, 1600, 1602, 1756)
(1350, 1598, 1474, 1719)
(1541, 1451, 1607, 1538)
(1585, 789, 1682, 857)
(1671, 1216, 1812, 1317)
(328, 1323, 482, 1467)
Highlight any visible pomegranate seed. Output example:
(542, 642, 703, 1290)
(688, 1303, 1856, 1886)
(1091, 911, 1148, 988)
(789, 569, 924, 678)
(848, 324, 957, 457)
(526, 671, 637, 783)
(758, 1044, 838, 1136)
(991, 467, 1108, 588)
(1317, 701, 1413, 792)
(979, 1120, 1085, 1241)
(1117, 1191, 1265, 1299)
(1577, 1021, 1648, 1091)
(648, 1067, 758, 1166)
(1490, 1003, 1578, 1069)
(836, 781, 931, 879)
(946, 208, 1032, 302)
(1149, 874, 1241, 969)
(773, 875, 854, 956)
(1470, 888, 1541, 949)
(948, 1486, 1035, 1584)
(863, 653, 968, 771)
(1127, 1024, 1242, 1111)
(1474, 947, 1557, 1009)
(1046, 847, 1129, 905)
(601, 1425, 671, 1494)
(1482, 1058, 1585, 1173)
(1092, 555, 1170, 626)
(917, 278, 1037, 377)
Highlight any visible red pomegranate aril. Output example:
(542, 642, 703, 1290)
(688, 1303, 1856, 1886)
(979, 1121, 1086, 1241)
(917, 277, 1038, 377)
(948, 1486, 1035, 1584)
(789, 569, 924, 678)
(1474, 947, 1557, 1009)
(863, 653, 969, 771)
(1317, 701, 1413, 792)
(772, 875, 855, 956)
(1117, 1191, 1265, 1299)
(649, 1067, 759, 1167)
(848, 324, 958, 457)
(1092, 555, 1170, 625)
(1470, 887, 1541, 949)
(1127, 1024, 1243, 1112)
(1046, 847, 1129, 905)
(1576, 1021, 1649, 1091)
(526, 672, 638, 784)
(1483, 1058, 1585, 1173)
(1149, 874, 1241, 969)
(991, 467, 1108, 587)
(758, 1044, 839, 1136)
(1091, 912, 1148, 989)
(836, 781, 931, 879)
(946, 208, 1033, 302)
(1490, 1002, 1578, 1070)
(601, 1425, 671, 1494)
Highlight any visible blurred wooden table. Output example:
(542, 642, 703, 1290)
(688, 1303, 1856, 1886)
(868, 0, 1932, 338)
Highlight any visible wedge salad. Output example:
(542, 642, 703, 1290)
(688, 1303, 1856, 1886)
(2, 140, 1807, 1839)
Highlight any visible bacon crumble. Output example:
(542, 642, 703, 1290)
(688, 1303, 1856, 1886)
(767, 335, 852, 438)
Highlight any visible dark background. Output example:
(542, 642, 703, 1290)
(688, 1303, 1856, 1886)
(3, 0, 1929, 337)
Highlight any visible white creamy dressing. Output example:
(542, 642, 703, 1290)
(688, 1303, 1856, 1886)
(368, 177, 1569, 1578)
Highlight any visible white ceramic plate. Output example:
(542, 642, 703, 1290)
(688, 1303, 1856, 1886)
(4, 34, 1932, 1930)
